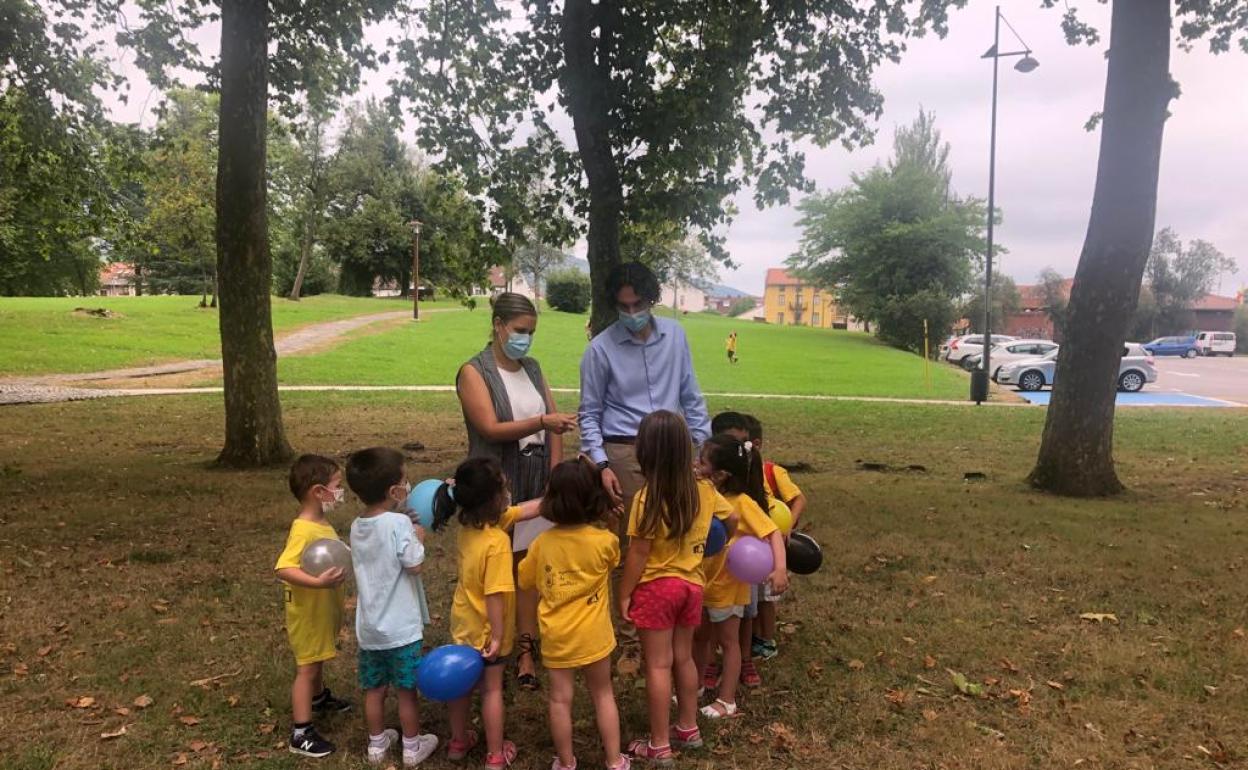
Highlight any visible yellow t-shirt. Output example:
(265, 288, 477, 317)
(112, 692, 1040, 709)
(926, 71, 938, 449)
(627, 479, 733, 587)
(275, 518, 345, 665)
(517, 525, 619, 669)
(766, 463, 802, 505)
(726, 336, 737, 352)
(703, 493, 779, 609)
(450, 506, 520, 656)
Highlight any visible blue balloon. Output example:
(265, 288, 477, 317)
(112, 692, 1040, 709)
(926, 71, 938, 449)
(406, 479, 441, 529)
(704, 517, 728, 558)
(417, 644, 485, 702)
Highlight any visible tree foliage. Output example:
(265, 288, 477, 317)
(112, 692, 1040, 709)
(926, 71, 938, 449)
(1134, 227, 1235, 337)
(393, 0, 967, 333)
(789, 111, 985, 354)
(546, 268, 592, 314)
(962, 274, 1022, 335)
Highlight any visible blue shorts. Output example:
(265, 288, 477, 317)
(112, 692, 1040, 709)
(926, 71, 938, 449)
(358, 640, 423, 690)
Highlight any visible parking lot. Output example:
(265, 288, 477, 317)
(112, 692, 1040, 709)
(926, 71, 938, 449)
(1150, 355, 1247, 404)
(1008, 355, 1246, 407)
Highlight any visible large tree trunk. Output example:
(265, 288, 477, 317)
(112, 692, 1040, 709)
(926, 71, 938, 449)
(1027, 0, 1172, 496)
(215, 0, 293, 467)
(560, 0, 623, 336)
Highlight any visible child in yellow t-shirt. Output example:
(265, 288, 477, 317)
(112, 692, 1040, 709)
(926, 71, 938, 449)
(617, 410, 735, 765)
(745, 413, 806, 661)
(274, 454, 349, 759)
(693, 435, 788, 719)
(431, 457, 542, 770)
(518, 457, 627, 770)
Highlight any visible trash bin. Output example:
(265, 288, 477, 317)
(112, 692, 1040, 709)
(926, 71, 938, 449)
(970, 369, 989, 404)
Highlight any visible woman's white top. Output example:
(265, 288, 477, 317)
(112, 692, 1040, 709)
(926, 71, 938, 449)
(497, 364, 546, 449)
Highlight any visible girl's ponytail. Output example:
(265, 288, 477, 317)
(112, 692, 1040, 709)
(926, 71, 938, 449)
(742, 441, 769, 512)
(432, 482, 457, 531)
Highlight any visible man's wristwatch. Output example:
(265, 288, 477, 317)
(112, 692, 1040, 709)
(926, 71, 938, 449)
(597, 460, 610, 471)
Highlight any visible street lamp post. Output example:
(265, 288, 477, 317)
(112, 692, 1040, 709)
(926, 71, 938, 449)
(409, 220, 423, 320)
(972, 6, 1038, 404)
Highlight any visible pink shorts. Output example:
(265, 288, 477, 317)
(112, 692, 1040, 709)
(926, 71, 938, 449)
(629, 578, 703, 630)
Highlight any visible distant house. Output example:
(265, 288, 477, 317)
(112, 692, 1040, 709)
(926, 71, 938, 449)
(1190, 293, 1239, 333)
(761, 268, 856, 329)
(487, 266, 539, 300)
(98, 262, 137, 297)
(659, 282, 709, 313)
(1001, 279, 1074, 342)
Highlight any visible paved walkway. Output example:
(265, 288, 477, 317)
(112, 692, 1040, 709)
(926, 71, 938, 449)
(0, 383, 1030, 407)
(6, 310, 412, 385)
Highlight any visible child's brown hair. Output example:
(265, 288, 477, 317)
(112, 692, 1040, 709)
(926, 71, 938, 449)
(432, 457, 509, 530)
(541, 456, 610, 527)
(345, 447, 406, 505)
(634, 410, 700, 539)
(288, 454, 340, 502)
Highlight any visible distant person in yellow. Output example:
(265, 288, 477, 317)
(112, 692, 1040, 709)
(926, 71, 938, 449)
(518, 457, 627, 770)
(726, 331, 738, 364)
(431, 457, 543, 770)
(274, 454, 350, 759)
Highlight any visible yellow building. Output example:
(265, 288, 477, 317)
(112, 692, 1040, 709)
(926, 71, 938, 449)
(762, 268, 848, 328)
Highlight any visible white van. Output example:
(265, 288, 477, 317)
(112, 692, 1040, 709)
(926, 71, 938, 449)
(1195, 331, 1237, 357)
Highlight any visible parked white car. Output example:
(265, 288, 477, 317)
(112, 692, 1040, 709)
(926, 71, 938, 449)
(964, 339, 1060, 380)
(996, 343, 1158, 393)
(1195, 331, 1236, 357)
(945, 334, 1018, 369)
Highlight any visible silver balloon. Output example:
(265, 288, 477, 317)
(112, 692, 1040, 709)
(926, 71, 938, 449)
(300, 538, 352, 577)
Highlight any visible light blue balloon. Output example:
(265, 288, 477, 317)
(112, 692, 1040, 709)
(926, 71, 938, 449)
(406, 479, 441, 529)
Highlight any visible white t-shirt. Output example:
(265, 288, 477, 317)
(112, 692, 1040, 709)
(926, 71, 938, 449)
(349, 511, 429, 650)
(497, 365, 546, 450)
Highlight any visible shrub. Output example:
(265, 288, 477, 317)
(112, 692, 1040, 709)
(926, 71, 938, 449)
(546, 268, 591, 314)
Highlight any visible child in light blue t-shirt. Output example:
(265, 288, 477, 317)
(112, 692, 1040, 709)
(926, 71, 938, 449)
(346, 448, 438, 767)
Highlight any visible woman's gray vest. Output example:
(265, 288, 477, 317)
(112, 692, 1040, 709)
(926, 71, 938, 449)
(461, 346, 550, 503)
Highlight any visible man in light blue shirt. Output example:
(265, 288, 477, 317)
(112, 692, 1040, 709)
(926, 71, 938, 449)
(579, 262, 711, 523)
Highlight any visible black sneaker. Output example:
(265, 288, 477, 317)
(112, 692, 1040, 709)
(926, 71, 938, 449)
(311, 688, 352, 714)
(289, 726, 335, 758)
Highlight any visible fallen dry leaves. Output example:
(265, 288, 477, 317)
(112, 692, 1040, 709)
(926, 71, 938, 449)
(67, 696, 96, 709)
(100, 724, 127, 740)
(133, 694, 154, 709)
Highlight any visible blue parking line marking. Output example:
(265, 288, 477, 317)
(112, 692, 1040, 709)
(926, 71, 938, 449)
(1016, 391, 1239, 407)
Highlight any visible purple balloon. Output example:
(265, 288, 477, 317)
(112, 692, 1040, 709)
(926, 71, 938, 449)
(726, 536, 774, 584)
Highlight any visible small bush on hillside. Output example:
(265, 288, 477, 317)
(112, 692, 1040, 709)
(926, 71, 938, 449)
(547, 269, 591, 314)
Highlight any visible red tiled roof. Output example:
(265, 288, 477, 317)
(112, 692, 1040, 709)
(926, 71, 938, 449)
(1015, 278, 1074, 309)
(765, 268, 802, 287)
(1191, 293, 1239, 311)
(99, 262, 135, 285)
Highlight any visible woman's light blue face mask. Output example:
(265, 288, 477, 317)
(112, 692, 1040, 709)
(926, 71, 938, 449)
(497, 319, 536, 360)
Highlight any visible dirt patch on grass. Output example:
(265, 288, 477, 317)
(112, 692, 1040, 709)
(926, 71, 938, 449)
(2, 394, 1247, 769)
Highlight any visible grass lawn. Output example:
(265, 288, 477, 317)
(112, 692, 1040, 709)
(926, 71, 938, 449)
(3, 393, 1248, 769)
(0, 295, 456, 377)
(277, 307, 970, 399)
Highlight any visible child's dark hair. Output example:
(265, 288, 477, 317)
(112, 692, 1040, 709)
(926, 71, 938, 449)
(703, 433, 768, 512)
(432, 457, 508, 531)
(711, 411, 750, 437)
(541, 457, 610, 527)
(743, 414, 763, 442)
(289, 454, 340, 501)
(345, 447, 406, 505)
(634, 410, 700, 539)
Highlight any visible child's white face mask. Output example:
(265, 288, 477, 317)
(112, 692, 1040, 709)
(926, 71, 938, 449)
(321, 486, 345, 513)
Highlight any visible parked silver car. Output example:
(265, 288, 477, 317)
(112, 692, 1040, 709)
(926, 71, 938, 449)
(945, 334, 1018, 369)
(996, 343, 1158, 393)
(964, 339, 1059, 380)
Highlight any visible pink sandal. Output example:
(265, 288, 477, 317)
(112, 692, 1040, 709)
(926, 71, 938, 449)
(485, 739, 517, 769)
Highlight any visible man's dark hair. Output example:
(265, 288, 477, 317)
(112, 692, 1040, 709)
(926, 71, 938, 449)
(606, 262, 661, 305)
(346, 447, 406, 505)
(288, 454, 339, 502)
(711, 411, 750, 437)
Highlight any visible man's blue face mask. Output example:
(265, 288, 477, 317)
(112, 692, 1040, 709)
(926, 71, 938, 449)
(619, 308, 651, 333)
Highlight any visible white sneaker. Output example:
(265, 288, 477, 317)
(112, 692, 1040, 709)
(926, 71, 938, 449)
(366, 728, 400, 764)
(403, 734, 439, 767)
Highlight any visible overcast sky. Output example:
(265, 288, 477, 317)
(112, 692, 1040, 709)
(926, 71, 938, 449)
(102, 1, 1248, 298)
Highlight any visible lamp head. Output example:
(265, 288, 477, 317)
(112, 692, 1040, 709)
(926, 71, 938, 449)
(1015, 55, 1039, 73)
